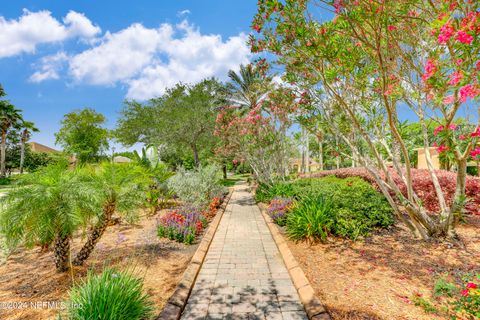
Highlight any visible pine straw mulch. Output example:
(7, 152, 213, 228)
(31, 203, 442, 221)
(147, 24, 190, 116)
(0, 209, 199, 320)
(283, 216, 480, 320)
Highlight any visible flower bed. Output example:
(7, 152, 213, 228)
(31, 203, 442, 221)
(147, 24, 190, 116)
(157, 207, 207, 245)
(303, 167, 480, 216)
(266, 197, 294, 226)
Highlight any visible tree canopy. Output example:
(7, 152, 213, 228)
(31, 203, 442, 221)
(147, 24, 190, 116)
(55, 108, 109, 164)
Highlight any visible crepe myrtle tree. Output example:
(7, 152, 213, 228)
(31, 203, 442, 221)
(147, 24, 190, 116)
(251, 0, 479, 239)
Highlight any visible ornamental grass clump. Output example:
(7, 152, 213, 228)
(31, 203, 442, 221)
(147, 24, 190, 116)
(267, 197, 294, 226)
(157, 206, 206, 245)
(286, 196, 335, 243)
(64, 267, 154, 320)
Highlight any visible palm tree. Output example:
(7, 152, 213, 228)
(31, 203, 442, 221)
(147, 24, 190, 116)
(18, 121, 39, 174)
(72, 162, 149, 266)
(0, 164, 99, 272)
(226, 64, 271, 110)
(0, 101, 23, 177)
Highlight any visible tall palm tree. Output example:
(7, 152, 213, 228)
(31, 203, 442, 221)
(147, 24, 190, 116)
(0, 101, 23, 177)
(18, 121, 39, 174)
(73, 162, 149, 266)
(226, 64, 271, 110)
(0, 164, 100, 272)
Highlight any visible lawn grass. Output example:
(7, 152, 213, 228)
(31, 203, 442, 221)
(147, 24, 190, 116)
(221, 173, 249, 187)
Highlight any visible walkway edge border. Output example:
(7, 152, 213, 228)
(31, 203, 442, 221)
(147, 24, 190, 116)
(259, 203, 331, 320)
(157, 189, 234, 320)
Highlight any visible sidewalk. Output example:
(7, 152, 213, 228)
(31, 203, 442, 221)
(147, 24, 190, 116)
(180, 183, 308, 320)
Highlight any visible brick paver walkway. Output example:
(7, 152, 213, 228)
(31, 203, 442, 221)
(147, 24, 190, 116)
(181, 183, 308, 320)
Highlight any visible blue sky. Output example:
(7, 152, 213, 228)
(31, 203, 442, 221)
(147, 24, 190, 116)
(0, 1, 263, 150)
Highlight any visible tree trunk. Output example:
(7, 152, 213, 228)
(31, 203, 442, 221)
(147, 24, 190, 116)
(1, 130, 6, 177)
(54, 234, 71, 272)
(73, 201, 116, 266)
(449, 158, 467, 232)
(222, 163, 227, 179)
(335, 135, 340, 169)
(305, 132, 310, 173)
(19, 138, 26, 174)
(192, 144, 199, 168)
(317, 136, 324, 171)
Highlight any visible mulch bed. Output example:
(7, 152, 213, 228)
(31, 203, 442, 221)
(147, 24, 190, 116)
(282, 216, 480, 320)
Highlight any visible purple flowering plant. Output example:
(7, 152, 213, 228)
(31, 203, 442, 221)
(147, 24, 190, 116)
(267, 197, 294, 226)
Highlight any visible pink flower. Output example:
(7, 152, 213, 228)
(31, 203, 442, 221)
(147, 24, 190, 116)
(459, 84, 480, 102)
(459, 134, 466, 140)
(466, 282, 478, 289)
(471, 127, 480, 138)
(448, 71, 463, 86)
(443, 95, 455, 104)
(388, 25, 397, 31)
(422, 59, 437, 81)
(476, 61, 480, 71)
(461, 289, 469, 297)
(434, 125, 444, 136)
(438, 22, 455, 43)
(471, 147, 480, 159)
(455, 59, 463, 66)
(437, 144, 449, 153)
(456, 31, 473, 44)
(448, 124, 458, 130)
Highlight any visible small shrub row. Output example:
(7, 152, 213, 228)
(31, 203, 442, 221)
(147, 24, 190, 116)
(266, 197, 294, 226)
(262, 176, 394, 240)
(157, 206, 207, 245)
(304, 167, 480, 216)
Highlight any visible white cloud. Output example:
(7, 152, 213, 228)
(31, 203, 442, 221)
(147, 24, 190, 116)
(68, 20, 251, 99)
(178, 10, 191, 17)
(0, 9, 100, 58)
(29, 51, 69, 82)
(69, 23, 173, 85)
(63, 11, 101, 39)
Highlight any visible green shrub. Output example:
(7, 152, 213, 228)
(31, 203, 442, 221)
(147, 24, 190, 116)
(64, 268, 154, 320)
(255, 182, 295, 203)
(295, 176, 393, 238)
(168, 165, 226, 208)
(434, 276, 458, 297)
(286, 196, 335, 242)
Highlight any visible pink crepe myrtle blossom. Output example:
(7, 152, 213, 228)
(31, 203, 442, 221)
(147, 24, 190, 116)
(461, 289, 469, 297)
(471, 127, 480, 138)
(470, 147, 480, 159)
(448, 124, 458, 130)
(438, 22, 455, 43)
(456, 31, 473, 44)
(448, 71, 463, 86)
(443, 95, 455, 104)
(459, 134, 466, 140)
(459, 84, 480, 102)
(388, 25, 397, 31)
(422, 59, 437, 81)
(476, 61, 480, 71)
(437, 144, 449, 153)
(434, 125, 444, 136)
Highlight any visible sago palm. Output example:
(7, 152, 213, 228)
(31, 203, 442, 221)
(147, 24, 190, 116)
(0, 101, 23, 177)
(18, 120, 39, 174)
(73, 162, 149, 266)
(0, 164, 100, 272)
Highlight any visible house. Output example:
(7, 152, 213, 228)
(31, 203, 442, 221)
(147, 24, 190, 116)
(415, 147, 440, 169)
(290, 158, 322, 173)
(28, 142, 59, 153)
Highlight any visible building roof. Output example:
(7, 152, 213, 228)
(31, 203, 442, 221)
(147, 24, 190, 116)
(28, 142, 59, 153)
